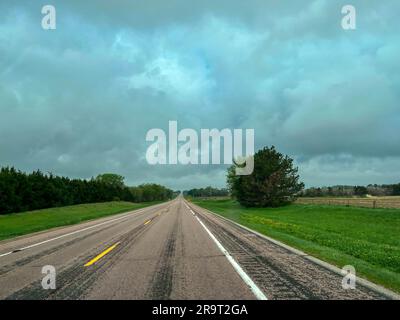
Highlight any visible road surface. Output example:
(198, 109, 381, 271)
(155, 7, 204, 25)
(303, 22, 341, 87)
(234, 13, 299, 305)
(0, 197, 392, 300)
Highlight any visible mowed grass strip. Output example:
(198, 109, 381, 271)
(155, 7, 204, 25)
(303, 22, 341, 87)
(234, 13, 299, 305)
(192, 198, 400, 293)
(0, 201, 161, 241)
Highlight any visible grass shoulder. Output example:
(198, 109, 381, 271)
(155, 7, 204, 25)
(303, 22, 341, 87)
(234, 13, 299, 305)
(191, 198, 400, 293)
(0, 201, 162, 241)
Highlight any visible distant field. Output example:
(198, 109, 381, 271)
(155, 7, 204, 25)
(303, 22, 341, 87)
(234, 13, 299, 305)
(296, 196, 400, 209)
(0, 201, 161, 241)
(191, 198, 400, 293)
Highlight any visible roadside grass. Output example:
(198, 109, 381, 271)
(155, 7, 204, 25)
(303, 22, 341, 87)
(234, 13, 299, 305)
(0, 201, 162, 242)
(191, 198, 400, 293)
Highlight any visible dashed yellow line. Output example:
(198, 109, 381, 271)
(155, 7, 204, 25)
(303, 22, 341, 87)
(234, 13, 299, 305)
(84, 242, 120, 267)
(84, 216, 157, 267)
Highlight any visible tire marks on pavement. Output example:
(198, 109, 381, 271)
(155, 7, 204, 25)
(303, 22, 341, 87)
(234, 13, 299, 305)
(145, 210, 180, 300)
(6, 214, 160, 300)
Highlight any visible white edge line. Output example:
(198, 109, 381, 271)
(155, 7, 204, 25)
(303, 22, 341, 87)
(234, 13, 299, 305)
(195, 215, 268, 300)
(187, 201, 400, 301)
(0, 251, 13, 258)
(0, 203, 165, 257)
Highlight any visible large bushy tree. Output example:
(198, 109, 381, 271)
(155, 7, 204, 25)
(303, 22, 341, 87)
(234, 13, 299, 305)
(227, 146, 304, 207)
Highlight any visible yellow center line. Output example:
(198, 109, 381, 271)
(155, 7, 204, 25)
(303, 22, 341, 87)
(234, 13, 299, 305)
(84, 242, 120, 267)
(144, 219, 152, 225)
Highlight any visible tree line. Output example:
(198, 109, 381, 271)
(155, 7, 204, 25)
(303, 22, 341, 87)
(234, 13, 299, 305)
(299, 184, 400, 197)
(183, 186, 229, 198)
(0, 167, 175, 215)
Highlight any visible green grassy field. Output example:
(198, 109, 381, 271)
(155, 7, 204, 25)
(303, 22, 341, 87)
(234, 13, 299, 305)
(191, 198, 400, 293)
(0, 201, 161, 241)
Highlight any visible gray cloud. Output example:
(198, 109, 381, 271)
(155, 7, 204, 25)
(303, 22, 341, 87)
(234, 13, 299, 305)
(0, 1, 399, 189)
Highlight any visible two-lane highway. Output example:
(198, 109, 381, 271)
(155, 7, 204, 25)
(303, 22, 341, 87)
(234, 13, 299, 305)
(0, 197, 394, 300)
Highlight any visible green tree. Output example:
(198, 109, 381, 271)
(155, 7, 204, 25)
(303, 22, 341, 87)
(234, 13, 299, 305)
(95, 173, 125, 188)
(227, 146, 304, 207)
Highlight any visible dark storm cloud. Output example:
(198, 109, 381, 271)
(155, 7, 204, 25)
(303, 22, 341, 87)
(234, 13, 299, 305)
(0, 0, 399, 189)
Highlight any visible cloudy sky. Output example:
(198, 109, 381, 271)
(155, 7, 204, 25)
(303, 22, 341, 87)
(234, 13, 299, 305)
(0, 0, 399, 190)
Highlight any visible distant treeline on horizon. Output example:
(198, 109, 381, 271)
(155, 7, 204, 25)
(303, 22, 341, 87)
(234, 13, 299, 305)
(299, 184, 400, 197)
(183, 183, 400, 199)
(0, 167, 177, 215)
(183, 186, 229, 198)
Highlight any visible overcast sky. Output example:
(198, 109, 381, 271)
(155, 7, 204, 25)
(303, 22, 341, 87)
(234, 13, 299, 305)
(0, 0, 399, 190)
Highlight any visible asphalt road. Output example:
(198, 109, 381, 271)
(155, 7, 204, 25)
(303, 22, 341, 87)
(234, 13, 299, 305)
(0, 197, 392, 300)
